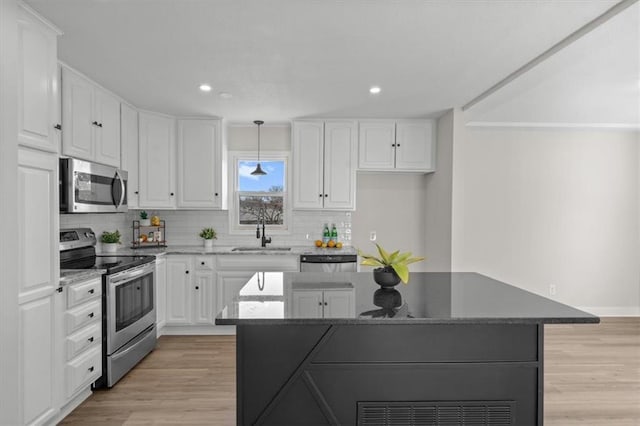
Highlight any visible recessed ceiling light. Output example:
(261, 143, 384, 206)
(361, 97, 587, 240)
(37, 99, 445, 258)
(219, 92, 232, 99)
(199, 84, 212, 92)
(369, 86, 381, 94)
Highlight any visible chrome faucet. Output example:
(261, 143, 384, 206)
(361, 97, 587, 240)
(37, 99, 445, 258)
(256, 208, 272, 248)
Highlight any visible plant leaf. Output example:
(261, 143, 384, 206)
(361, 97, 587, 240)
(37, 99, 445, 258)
(376, 243, 390, 264)
(361, 258, 384, 268)
(392, 263, 409, 284)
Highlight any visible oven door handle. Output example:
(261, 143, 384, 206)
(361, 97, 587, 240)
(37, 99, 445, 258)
(109, 265, 154, 285)
(113, 170, 125, 209)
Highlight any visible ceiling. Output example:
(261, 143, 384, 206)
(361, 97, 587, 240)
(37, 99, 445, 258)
(25, 0, 637, 125)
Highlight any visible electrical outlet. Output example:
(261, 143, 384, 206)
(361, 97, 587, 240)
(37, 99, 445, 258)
(369, 231, 376, 241)
(549, 284, 556, 296)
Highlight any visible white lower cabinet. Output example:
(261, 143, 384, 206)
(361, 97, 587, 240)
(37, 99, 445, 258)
(165, 255, 216, 327)
(291, 288, 355, 319)
(155, 256, 167, 333)
(60, 277, 102, 408)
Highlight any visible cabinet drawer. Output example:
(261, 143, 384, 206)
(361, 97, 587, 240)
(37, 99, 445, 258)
(194, 256, 215, 271)
(66, 345, 102, 398)
(66, 322, 101, 361)
(66, 277, 102, 308)
(66, 299, 101, 334)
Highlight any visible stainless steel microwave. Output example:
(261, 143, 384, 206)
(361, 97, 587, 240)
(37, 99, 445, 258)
(60, 158, 128, 213)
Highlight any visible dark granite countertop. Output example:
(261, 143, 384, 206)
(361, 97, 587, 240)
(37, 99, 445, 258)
(215, 272, 599, 325)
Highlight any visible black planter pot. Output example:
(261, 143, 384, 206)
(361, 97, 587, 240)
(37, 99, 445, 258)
(373, 267, 401, 287)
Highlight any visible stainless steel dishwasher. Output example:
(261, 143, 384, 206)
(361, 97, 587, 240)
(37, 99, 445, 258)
(299, 254, 358, 272)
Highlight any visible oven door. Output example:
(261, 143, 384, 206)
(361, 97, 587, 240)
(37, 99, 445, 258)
(106, 262, 155, 355)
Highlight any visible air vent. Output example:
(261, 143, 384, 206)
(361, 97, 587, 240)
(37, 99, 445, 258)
(357, 401, 514, 426)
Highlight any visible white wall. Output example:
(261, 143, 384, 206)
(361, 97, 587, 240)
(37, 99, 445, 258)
(451, 125, 640, 315)
(424, 110, 454, 271)
(0, 0, 20, 423)
(227, 124, 290, 151)
(352, 173, 428, 272)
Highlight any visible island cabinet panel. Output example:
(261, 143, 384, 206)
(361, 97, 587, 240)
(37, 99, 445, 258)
(236, 324, 543, 426)
(312, 324, 538, 363)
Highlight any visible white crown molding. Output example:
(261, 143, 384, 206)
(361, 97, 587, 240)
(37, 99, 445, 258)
(466, 121, 640, 131)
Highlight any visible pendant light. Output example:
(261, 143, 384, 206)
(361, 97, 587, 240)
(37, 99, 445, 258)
(251, 120, 267, 176)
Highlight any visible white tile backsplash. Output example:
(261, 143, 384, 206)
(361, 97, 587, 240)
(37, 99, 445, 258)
(59, 210, 352, 248)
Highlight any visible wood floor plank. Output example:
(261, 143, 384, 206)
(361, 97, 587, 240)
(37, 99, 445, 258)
(61, 319, 640, 425)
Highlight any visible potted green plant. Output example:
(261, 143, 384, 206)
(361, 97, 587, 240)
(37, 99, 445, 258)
(139, 210, 150, 226)
(199, 227, 217, 249)
(101, 230, 121, 253)
(358, 243, 424, 287)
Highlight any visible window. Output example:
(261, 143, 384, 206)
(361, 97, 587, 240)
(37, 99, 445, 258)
(230, 153, 289, 233)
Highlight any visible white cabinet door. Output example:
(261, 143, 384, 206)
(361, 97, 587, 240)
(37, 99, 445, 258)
(17, 6, 59, 153)
(291, 290, 323, 319)
(165, 256, 191, 325)
(323, 290, 355, 318)
(120, 103, 139, 208)
(292, 121, 324, 209)
(193, 271, 215, 324)
(395, 120, 435, 171)
(323, 121, 357, 210)
(61, 68, 94, 161)
(17, 147, 59, 425)
(139, 111, 176, 208)
(216, 272, 254, 314)
(155, 257, 166, 331)
(177, 119, 221, 209)
(93, 87, 121, 167)
(358, 121, 395, 169)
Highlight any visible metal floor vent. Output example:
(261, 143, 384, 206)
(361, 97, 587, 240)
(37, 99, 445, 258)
(357, 401, 514, 426)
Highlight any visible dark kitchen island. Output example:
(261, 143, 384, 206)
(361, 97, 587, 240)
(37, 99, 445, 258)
(216, 272, 598, 426)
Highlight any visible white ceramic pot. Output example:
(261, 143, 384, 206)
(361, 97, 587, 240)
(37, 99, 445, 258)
(103, 242, 118, 253)
(203, 239, 214, 249)
(140, 219, 151, 226)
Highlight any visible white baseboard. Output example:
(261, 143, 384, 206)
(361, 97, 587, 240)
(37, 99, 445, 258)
(576, 306, 640, 317)
(51, 388, 92, 425)
(159, 325, 236, 336)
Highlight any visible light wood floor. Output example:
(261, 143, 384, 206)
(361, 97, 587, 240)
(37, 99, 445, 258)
(61, 318, 640, 425)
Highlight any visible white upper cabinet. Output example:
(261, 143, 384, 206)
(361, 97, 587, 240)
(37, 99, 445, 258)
(17, 4, 61, 153)
(61, 66, 121, 167)
(120, 103, 139, 208)
(138, 111, 176, 209)
(177, 119, 224, 209)
(358, 119, 436, 172)
(292, 120, 357, 210)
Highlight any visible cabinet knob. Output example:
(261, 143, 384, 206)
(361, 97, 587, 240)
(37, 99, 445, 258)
(92, 121, 99, 126)
(56, 287, 63, 293)
(54, 124, 61, 130)
(319, 194, 323, 198)
(201, 261, 205, 265)
(214, 193, 219, 196)
(324, 302, 328, 306)
(88, 312, 94, 318)
(88, 337, 94, 342)
(88, 366, 94, 372)
(170, 192, 174, 196)
(397, 144, 401, 147)
(98, 123, 103, 128)
(324, 194, 328, 197)
(195, 286, 199, 290)
(185, 270, 189, 274)
(88, 289, 95, 294)
(135, 191, 139, 194)
(318, 302, 322, 306)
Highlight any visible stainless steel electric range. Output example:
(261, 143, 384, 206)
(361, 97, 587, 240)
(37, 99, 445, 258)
(60, 228, 156, 388)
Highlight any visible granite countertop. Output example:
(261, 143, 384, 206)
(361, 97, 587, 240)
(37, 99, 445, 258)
(59, 269, 106, 286)
(215, 272, 600, 325)
(100, 245, 357, 257)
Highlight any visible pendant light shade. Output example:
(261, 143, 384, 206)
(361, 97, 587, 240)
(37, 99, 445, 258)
(251, 120, 267, 176)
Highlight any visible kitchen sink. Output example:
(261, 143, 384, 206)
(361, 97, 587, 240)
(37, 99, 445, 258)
(232, 247, 292, 252)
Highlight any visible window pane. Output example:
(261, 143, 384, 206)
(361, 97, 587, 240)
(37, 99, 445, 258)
(239, 161, 285, 192)
(239, 195, 284, 225)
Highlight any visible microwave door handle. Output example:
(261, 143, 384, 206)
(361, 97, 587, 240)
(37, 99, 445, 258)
(113, 170, 125, 209)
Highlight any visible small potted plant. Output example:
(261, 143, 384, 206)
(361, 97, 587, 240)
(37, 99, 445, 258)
(101, 230, 121, 253)
(139, 211, 150, 226)
(199, 227, 217, 249)
(358, 243, 424, 287)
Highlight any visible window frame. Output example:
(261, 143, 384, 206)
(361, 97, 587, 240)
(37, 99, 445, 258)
(228, 151, 292, 235)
